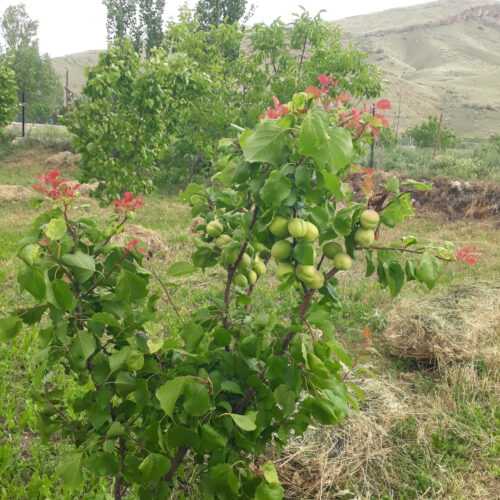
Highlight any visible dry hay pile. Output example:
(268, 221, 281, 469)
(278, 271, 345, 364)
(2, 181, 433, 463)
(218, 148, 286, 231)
(45, 151, 80, 170)
(112, 224, 167, 257)
(0, 185, 33, 202)
(384, 281, 500, 367)
(265, 378, 411, 499)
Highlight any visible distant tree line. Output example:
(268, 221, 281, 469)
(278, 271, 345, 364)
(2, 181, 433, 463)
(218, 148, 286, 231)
(0, 3, 63, 124)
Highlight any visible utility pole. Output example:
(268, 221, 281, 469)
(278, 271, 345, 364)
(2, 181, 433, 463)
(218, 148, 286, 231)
(369, 103, 376, 168)
(64, 68, 69, 108)
(21, 91, 25, 138)
(433, 113, 443, 159)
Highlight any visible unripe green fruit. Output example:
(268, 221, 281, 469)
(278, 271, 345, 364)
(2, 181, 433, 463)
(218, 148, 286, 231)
(302, 221, 319, 242)
(323, 241, 343, 259)
(360, 209, 380, 229)
(247, 270, 257, 285)
(215, 234, 231, 248)
(309, 270, 325, 289)
(354, 228, 375, 248)
(269, 217, 289, 237)
(234, 274, 248, 288)
(276, 263, 294, 281)
(288, 218, 308, 238)
(253, 242, 265, 252)
(237, 253, 252, 269)
(252, 260, 266, 276)
(222, 248, 239, 265)
(333, 252, 353, 270)
(296, 264, 316, 284)
(271, 240, 292, 260)
(206, 220, 223, 237)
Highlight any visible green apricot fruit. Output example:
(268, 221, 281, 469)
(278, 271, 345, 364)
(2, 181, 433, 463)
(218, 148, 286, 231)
(234, 274, 248, 287)
(206, 220, 223, 237)
(354, 228, 375, 248)
(247, 270, 258, 285)
(252, 259, 266, 276)
(323, 241, 343, 259)
(269, 217, 289, 237)
(295, 264, 316, 284)
(333, 253, 353, 271)
(271, 240, 292, 260)
(302, 221, 319, 242)
(360, 209, 380, 229)
(288, 218, 308, 239)
(309, 270, 325, 289)
(222, 247, 239, 265)
(237, 253, 252, 269)
(215, 234, 231, 248)
(276, 263, 295, 281)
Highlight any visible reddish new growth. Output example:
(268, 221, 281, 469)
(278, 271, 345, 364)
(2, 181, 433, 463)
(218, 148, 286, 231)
(33, 170, 80, 200)
(259, 96, 290, 119)
(111, 192, 144, 213)
(317, 74, 338, 94)
(125, 239, 146, 256)
(455, 246, 483, 265)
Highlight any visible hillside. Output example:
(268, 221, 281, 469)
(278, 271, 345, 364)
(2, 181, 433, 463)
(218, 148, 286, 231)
(51, 0, 500, 138)
(337, 0, 500, 138)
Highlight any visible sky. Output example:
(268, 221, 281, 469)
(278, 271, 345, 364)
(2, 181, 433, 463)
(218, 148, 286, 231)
(0, 0, 433, 57)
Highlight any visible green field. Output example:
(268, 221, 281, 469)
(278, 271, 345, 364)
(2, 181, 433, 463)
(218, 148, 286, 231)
(0, 143, 498, 499)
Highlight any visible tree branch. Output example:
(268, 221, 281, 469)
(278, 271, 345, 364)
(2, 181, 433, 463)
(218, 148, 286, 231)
(364, 245, 453, 262)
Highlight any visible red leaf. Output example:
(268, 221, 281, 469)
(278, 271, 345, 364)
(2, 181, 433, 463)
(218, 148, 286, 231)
(305, 86, 321, 98)
(376, 99, 392, 110)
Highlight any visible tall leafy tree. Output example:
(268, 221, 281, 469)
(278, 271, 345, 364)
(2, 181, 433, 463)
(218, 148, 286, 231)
(102, 0, 165, 55)
(0, 4, 63, 123)
(195, 0, 254, 28)
(0, 57, 17, 129)
(0, 4, 37, 51)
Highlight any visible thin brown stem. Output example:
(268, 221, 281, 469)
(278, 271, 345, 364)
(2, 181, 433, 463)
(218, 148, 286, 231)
(151, 268, 182, 321)
(163, 446, 189, 482)
(364, 246, 453, 262)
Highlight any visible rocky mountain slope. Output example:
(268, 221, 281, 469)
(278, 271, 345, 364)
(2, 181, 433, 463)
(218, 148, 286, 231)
(52, 0, 500, 138)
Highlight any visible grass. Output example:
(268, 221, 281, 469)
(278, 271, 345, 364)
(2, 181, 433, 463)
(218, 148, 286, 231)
(0, 147, 498, 499)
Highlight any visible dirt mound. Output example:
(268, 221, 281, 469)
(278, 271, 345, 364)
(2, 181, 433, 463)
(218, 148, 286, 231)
(45, 151, 80, 170)
(112, 224, 167, 257)
(0, 185, 33, 202)
(384, 280, 500, 367)
(351, 172, 500, 220)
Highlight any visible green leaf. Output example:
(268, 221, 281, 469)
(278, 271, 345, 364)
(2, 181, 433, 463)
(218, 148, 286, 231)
(138, 453, 171, 481)
(298, 107, 353, 171)
(183, 381, 211, 416)
(293, 241, 315, 265)
(116, 269, 147, 302)
(45, 218, 67, 240)
(156, 377, 186, 418)
(71, 331, 96, 363)
(109, 346, 131, 373)
(380, 194, 414, 228)
(415, 253, 442, 290)
(106, 421, 126, 438)
(201, 423, 228, 451)
(383, 261, 405, 296)
(229, 411, 257, 431)
(17, 266, 45, 300)
(332, 206, 355, 236)
(210, 463, 240, 495)
(401, 179, 432, 191)
(52, 279, 74, 310)
(259, 170, 291, 207)
(91, 312, 121, 328)
(262, 461, 280, 484)
(255, 482, 284, 500)
(57, 453, 82, 489)
(0, 316, 22, 342)
(115, 371, 137, 396)
(221, 380, 243, 395)
(18, 244, 42, 266)
(61, 251, 96, 283)
(242, 120, 289, 167)
(167, 261, 196, 277)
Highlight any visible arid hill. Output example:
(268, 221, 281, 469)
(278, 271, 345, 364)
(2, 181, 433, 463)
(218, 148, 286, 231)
(52, 0, 500, 138)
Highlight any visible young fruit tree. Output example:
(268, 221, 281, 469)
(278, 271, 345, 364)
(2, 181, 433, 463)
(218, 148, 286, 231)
(0, 79, 480, 499)
(0, 57, 17, 128)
